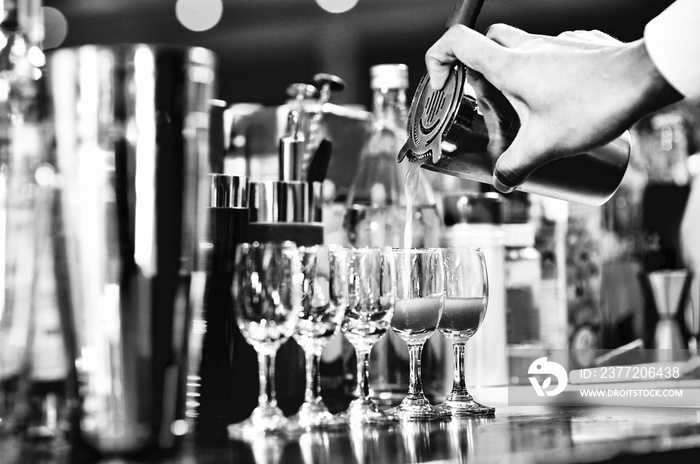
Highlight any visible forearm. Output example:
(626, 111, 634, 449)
(617, 39, 683, 125)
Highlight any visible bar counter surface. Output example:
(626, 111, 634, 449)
(3, 406, 700, 464)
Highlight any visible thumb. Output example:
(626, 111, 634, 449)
(426, 62, 451, 91)
(492, 130, 546, 194)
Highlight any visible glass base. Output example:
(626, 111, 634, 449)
(386, 395, 451, 421)
(436, 391, 495, 416)
(343, 397, 399, 426)
(289, 400, 348, 431)
(228, 403, 302, 440)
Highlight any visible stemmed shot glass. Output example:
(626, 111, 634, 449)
(388, 248, 446, 420)
(228, 241, 304, 438)
(436, 248, 495, 416)
(291, 245, 349, 429)
(340, 247, 397, 424)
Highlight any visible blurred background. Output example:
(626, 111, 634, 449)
(37, 0, 700, 357)
(43, 0, 676, 108)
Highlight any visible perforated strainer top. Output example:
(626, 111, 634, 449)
(398, 63, 467, 164)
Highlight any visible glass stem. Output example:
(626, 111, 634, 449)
(355, 348, 372, 401)
(452, 342, 468, 394)
(258, 351, 277, 408)
(407, 343, 425, 400)
(304, 348, 322, 404)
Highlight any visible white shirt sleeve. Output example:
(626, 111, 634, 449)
(644, 0, 700, 102)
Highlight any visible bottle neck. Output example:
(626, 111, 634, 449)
(371, 87, 407, 130)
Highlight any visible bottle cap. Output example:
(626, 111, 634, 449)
(370, 64, 409, 90)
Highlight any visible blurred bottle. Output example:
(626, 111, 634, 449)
(344, 63, 441, 249)
(565, 200, 604, 368)
(598, 134, 648, 349)
(639, 111, 691, 271)
(221, 102, 263, 176)
(442, 193, 508, 391)
(0, 0, 66, 437)
(504, 218, 543, 385)
(530, 197, 569, 354)
(344, 64, 444, 404)
(636, 111, 692, 346)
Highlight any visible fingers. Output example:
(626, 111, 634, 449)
(425, 23, 616, 92)
(425, 25, 508, 90)
(486, 26, 621, 53)
(492, 127, 549, 193)
(484, 23, 532, 48)
(485, 24, 614, 50)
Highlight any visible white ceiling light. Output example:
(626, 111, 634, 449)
(315, 0, 359, 14)
(176, 0, 224, 32)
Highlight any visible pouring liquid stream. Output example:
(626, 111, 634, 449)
(403, 159, 425, 249)
(401, 159, 425, 289)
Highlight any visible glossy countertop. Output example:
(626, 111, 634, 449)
(3, 406, 700, 464)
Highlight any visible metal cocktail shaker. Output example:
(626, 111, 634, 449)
(398, 0, 631, 207)
(47, 44, 216, 454)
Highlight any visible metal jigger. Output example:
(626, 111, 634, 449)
(647, 270, 691, 362)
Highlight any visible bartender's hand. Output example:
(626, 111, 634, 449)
(425, 24, 683, 192)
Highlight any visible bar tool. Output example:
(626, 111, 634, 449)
(279, 110, 305, 182)
(313, 74, 344, 166)
(647, 269, 691, 361)
(306, 139, 333, 184)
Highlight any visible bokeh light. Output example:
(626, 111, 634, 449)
(315, 0, 359, 14)
(42, 6, 68, 49)
(176, 0, 224, 32)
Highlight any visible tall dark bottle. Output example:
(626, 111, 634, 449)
(196, 174, 252, 441)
